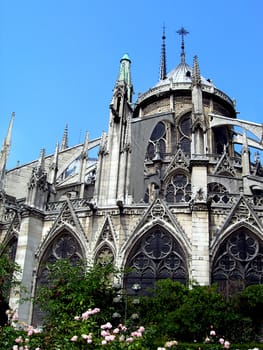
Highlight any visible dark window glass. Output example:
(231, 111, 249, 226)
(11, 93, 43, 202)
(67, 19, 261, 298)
(124, 226, 187, 295)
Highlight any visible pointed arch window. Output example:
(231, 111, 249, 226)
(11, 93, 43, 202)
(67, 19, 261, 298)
(178, 113, 191, 155)
(95, 245, 114, 265)
(213, 126, 228, 154)
(212, 228, 263, 297)
(32, 231, 83, 326)
(5, 236, 18, 262)
(146, 122, 166, 160)
(124, 225, 187, 294)
(165, 172, 192, 203)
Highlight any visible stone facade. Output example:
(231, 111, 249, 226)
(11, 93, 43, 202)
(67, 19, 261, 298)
(0, 33, 263, 326)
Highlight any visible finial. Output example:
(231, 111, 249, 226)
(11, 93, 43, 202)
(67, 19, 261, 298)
(176, 26, 189, 64)
(0, 112, 15, 188)
(192, 55, 201, 86)
(37, 148, 46, 171)
(159, 25, 167, 80)
(60, 124, 68, 151)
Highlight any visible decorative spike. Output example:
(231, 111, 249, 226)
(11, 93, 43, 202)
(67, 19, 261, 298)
(53, 142, 59, 169)
(48, 142, 59, 185)
(83, 131, 89, 152)
(37, 148, 46, 170)
(159, 25, 167, 80)
(0, 112, 15, 187)
(176, 26, 189, 64)
(60, 124, 68, 150)
(192, 55, 201, 86)
(5, 112, 15, 150)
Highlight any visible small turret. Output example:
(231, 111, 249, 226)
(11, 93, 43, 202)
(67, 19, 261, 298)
(192, 55, 203, 115)
(26, 148, 48, 209)
(118, 54, 133, 101)
(191, 56, 207, 157)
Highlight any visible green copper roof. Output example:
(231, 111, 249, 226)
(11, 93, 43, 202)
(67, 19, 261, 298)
(121, 53, 131, 62)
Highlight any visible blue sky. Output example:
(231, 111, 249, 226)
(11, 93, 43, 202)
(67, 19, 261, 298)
(0, 0, 262, 168)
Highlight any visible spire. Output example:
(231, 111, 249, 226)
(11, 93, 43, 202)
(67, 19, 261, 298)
(37, 148, 46, 172)
(0, 112, 15, 188)
(176, 26, 189, 64)
(48, 142, 59, 185)
(117, 54, 133, 103)
(27, 148, 48, 208)
(159, 25, 167, 80)
(60, 124, 68, 151)
(79, 132, 89, 198)
(192, 55, 201, 87)
(241, 130, 251, 181)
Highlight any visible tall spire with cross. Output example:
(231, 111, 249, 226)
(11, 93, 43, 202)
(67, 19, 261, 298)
(176, 26, 189, 64)
(159, 25, 167, 80)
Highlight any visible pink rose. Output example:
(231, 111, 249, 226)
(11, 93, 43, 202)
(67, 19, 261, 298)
(224, 340, 230, 349)
(219, 338, 225, 344)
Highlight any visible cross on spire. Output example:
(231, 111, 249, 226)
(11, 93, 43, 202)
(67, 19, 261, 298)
(159, 25, 167, 80)
(176, 26, 189, 64)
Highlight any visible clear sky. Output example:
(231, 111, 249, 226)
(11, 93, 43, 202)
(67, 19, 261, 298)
(0, 0, 262, 169)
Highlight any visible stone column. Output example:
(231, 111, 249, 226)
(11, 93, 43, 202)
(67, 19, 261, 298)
(190, 160, 210, 285)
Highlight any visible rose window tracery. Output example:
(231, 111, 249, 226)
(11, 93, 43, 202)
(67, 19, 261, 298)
(165, 173, 191, 203)
(124, 225, 187, 294)
(95, 245, 114, 265)
(212, 228, 263, 295)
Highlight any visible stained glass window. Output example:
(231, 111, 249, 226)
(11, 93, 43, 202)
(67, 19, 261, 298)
(124, 225, 187, 295)
(212, 228, 263, 296)
(32, 232, 83, 325)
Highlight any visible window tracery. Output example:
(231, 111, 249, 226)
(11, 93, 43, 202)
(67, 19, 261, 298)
(208, 182, 230, 205)
(32, 232, 83, 325)
(95, 245, 114, 265)
(165, 172, 191, 203)
(124, 225, 187, 294)
(212, 228, 263, 296)
(146, 122, 166, 160)
(6, 237, 18, 262)
(178, 113, 191, 155)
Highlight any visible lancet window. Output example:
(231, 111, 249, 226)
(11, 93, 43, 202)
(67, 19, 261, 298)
(213, 126, 228, 154)
(146, 122, 166, 160)
(32, 231, 83, 325)
(124, 225, 187, 295)
(178, 113, 191, 155)
(5, 236, 18, 262)
(212, 228, 263, 297)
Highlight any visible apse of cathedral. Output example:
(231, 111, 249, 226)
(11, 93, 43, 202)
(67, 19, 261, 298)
(0, 28, 263, 325)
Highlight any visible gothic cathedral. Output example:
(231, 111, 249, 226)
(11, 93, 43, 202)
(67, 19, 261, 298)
(1, 28, 263, 325)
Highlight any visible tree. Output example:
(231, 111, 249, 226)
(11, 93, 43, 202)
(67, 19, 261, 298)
(0, 245, 20, 326)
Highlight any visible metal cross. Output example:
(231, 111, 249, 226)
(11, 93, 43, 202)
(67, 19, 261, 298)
(176, 27, 189, 48)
